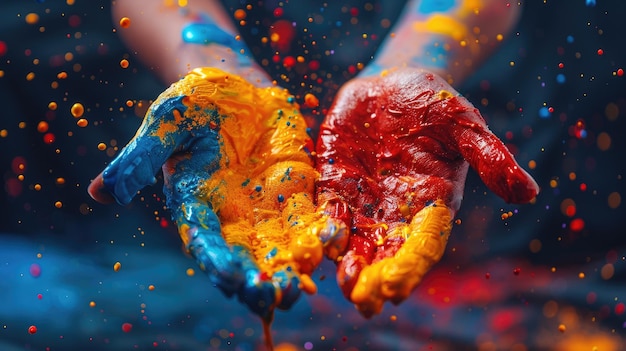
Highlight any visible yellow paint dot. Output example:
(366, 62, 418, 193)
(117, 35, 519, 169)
(605, 102, 619, 121)
(89, 301, 96, 308)
(25, 13, 40, 25)
(608, 192, 621, 209)
(234, 9, 246, 20)
(55, 177, 65, 185)
(529, 239, 542, 253)
(578, 272, 585, 279)
(57, 71, 68, 79)
(97, 142, 107, 151)
(37, 121, 49, 133)
(76, 118, 88, 127)
(528, 160, 536, 169)
(119, 17, 131, 28)
(120, 59, 129, 69)
(0, 129, 7, 138)
(71, 103, 84, 118)
(113, 261, 122, 272)
(304, 93, 319, 108)
(186, 268, 195, 276)
(600, 263, 614, 280)
(54, 201, 63, 208)
(596, 132, 611, 151)
(509, 61, 515, 67)
(390, 315, 397, 321)
(34, 184, 42, 191)
(66, 0, 75, 5)
(496, 33, 504, 41)
(148, 284, 155, 291)
(26, 72, 35, 81)
(558, 324, 566, 333)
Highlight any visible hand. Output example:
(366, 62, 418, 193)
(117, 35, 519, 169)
(88, 67, 346, 321)
(315, 68, 539, 317)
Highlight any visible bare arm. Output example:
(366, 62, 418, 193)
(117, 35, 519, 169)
(111, 0, 271, 85)
(360, 0, 521, 85)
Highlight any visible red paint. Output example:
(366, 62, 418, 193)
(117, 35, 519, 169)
(121, 323, 133, 333)
(615, 302, 625, 315)
(28, 325, 37, 334)
(316, 69, 539, 297)
(30, 263, 41, 278)
(570, 218, 585, 231)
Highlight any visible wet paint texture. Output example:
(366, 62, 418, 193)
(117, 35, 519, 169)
(88, 67, 347, 321)
(316, 68, 539, 317)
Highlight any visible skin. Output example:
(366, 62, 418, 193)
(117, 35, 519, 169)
(94, 0, 535, 326)
(88, 67, 348, 324)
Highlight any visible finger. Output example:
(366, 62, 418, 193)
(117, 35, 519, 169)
(166, 149, 283, 320)
(454, 123, 539, 203)
(404, 72, 540, 203)
(88, 70, 221, 205)
(350, 200, 452, 317)
(335, 219, 381, 301)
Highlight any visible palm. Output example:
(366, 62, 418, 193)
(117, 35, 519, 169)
(89, 67, 342, 321)
(316, 69, 539, 317)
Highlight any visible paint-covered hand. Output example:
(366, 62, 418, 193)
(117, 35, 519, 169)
(316, 68, 539, 317)
(88, 67, 346, 321)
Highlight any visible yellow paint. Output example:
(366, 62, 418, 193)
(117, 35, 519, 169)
(154, 68, 346, 294)
(350, 199, 452, 316)
(413, 14, 468, 41)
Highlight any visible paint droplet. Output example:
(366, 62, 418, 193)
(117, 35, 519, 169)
(28, 325, 37, 334)
(76, 118, 88, 127)
(121, 322, 133, 333)
(25, 13, 40, 25)
(119, 17, 131, 28)
(71, 103, 84, 118)
(29, 263, 41, 278)
(304, 93, 319, 108)
(113, 261, 122, 272)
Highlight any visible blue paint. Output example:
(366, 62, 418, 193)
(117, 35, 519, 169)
(412, 39, 449, 69)
(585, 0, 596, 7)
(538, 107, 549, 118)
(182, 13, 253, 67)
(417, 0, 457, 14)
(358, 62, 383, 78)
(567, 35, 575, 43)
(556, 73, 566, 84)
(102, 96, 221, 205)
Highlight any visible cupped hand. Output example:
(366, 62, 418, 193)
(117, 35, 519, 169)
(88, 67, 346, 321)
(315, 68, 539, 317)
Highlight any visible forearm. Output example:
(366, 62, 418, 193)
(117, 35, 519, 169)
(111, 0, 271, 86)
(360, 0, 521, 85)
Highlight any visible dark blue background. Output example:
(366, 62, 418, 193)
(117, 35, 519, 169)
(1, 1, 625, 350)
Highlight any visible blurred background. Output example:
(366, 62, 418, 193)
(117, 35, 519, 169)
(1, 0, 625, 350)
